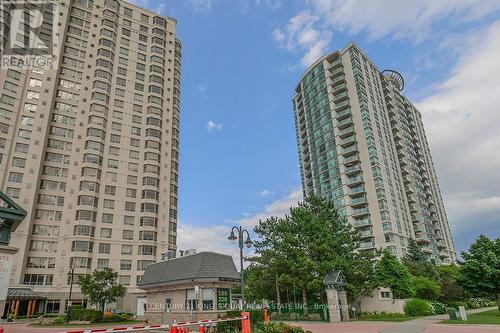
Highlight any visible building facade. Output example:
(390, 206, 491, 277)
(292, 43, 456, 263)
(0, 0, 180, 314)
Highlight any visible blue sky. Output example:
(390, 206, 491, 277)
(131, 0, 500, 259)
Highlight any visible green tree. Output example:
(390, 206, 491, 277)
(458, 235, 500, 313)
(413, 276, 441, 300)
(436, 264, 464, 304)
(375, 250, 416, 298)
(402, 238, 438, 280)
(252, 195, 374, 308)
(406, 238, 427, 262)
(78, 268, 127, 311)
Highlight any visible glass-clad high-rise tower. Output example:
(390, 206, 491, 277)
(292, 43, 456, 263)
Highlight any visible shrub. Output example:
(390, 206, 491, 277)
(53, 316, 65, 324)
(101, 313, 133, 322)
(428, 301, 446, 314)
(404, 299, 433, 316)
(69, 308, 103, 323)
(358, 312, 409, 320)
(413, 276, 441, 301)
(465, 298, 496, 309)
(256, 322, 312, 333)
(447, 301, 466, 309)
(215, 309, 265, 333)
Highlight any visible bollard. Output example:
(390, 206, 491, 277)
(199, 324, 204, 333)
(241, 311, 251, 333)
(264, 308, 269, 322)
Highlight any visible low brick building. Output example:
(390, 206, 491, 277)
(138, 251, 240, 324)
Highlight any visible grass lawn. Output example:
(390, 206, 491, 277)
(440, 309, 500, 325)
(30, 320, 143, 327)
(354, 316, 417, 322)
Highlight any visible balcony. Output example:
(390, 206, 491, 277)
(337, 117, 353, 129)
(350, 195, 367, 207)
(335, 99, 350, 110)
(338, 126, 355, 138)
(439, 250, 450, 258)
(349, 186, 366, 196)
(437, 241, 447, 249)
(352, 206, 369, 217)
(336, 108, 351, 120)
(359, 229, 373, 238)
(345, 164, 362, 175)
(342, 145, 358, 157)
(331, 75, 345, 86)
(347, 175, 363, 187)
(339, 135, 356, 148)
(353, 218, 371, 227)
(416, 236, 431, 244)
(359, 241, 375, 250)
(344, 154, 360, 164)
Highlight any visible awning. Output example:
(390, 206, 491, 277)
(7, 288, 47, 300)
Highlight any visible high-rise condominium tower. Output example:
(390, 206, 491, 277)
(292, 43, 456, 263)
(0, 0, 180, 314)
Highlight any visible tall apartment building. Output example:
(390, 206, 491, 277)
(0, 0, 180, 314)
(292, 43, 456, 263)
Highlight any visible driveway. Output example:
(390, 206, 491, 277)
(297, 307, 500, 333)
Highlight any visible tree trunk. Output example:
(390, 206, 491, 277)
(302, 288, 308, 315)
(275, 274, 281, 315)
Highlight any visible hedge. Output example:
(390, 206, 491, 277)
(404, 299, 433, 316)
(69, 308, 103, 323)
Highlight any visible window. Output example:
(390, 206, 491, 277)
(123, 230, 133, 240)
(381, 291, 391, 299)
(121, 244, 133, 255)
(15, 143, 29, 153)
(125, 202, 135, 211)
(103, 199, 115, 209)
(119, 275, 131, 286)
(6, 187, 20, 198)
(105, 185, 116, 195)
(97, 258, 109, 269)
(126, 188, 136, 198)
(100, 228, 112, 238)
(102, 213, 113, 224)
(137, 260, 153, 271)
(8, 172, 23, 183)
(12, 157, 26, 168)
(18, 129, 32, 139)
(120, 260, 132, 270)
(74, 225, 95, 237)
(202, 289, 213, 310)
(99, 243, 111, 254)
(124, 216, 134, 226)
(138, 245, 156, 256)
(186, 289, 197, 311)
(71, 241, 93, 252)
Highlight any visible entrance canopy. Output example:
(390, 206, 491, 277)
(7, 288, 46, 301)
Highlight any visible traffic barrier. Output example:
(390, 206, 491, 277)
(58, 324, 167, 333)
(172, 312, 251, 333)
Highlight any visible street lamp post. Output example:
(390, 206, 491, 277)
(66, 266, 75, 323)
(228, 226, 253, 309)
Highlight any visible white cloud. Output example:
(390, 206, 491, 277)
(417, 20, 500, 248)
(309, 0, 500, 40)
(189, 0, 214, 12)
(273, 1, 500, 67)
(239, 188, 303, 228)
(272, 11, 332, 67)
(206, 120, 222, 132)
(259, 190, 273, 197)
(177, 189, 303, 268)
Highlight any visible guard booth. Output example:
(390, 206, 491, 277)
(324, 270, 350, 322)
(0, 191, 28, 319)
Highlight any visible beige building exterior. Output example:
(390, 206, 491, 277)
(139, 252, 240, 324)
(292, 43, 456, 263)
(0, 0, 181, 314)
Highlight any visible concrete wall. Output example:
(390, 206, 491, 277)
(356, 288, 407, 314)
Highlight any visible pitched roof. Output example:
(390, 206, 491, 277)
(7, 288, 46, 300)
(138, 252, 240, 287)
